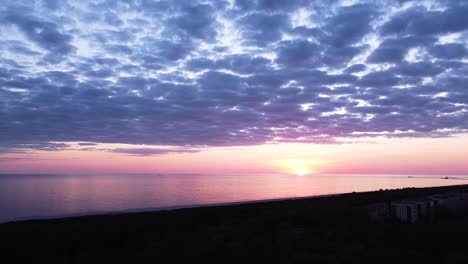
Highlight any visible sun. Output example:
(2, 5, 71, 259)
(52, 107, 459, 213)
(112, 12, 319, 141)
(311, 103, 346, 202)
(293, 168, 308, 176)
(277, 159, 317, 176)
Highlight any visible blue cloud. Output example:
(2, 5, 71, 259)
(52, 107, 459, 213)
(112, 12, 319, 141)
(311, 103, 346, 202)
(2, 8, 75, 58)
(0, 0, 466, 152)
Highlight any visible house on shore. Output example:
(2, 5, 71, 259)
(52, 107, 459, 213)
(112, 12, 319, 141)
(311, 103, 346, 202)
(368, 192, 468, 224)
(429, 193, 467, 213)
(391, 199, 433, 224)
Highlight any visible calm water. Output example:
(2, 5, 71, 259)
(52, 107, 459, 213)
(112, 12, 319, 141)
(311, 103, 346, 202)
(0, 174, 467, 223)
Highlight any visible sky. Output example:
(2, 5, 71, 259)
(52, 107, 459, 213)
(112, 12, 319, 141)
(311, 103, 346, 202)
(0, 0, 467, 174)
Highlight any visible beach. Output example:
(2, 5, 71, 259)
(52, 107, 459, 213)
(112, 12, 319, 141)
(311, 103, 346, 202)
(2, 184, 468, 263)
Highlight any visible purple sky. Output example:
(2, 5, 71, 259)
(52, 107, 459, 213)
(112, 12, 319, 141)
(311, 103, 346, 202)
(0, 0, 467, 169)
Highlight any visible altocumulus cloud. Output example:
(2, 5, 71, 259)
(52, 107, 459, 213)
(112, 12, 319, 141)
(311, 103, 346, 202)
(0, 0, 467, 153)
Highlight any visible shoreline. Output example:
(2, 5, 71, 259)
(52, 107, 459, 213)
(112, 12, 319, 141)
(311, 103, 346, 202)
(3, 183, 468, 225)
(3, 183, 468, 263)
(0, 193, 343, 224)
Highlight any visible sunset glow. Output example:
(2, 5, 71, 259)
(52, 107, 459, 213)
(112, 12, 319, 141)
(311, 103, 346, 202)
(0, 0, 467, 175)
(1, 134, 467, 175)
(293, 168, 308, 176)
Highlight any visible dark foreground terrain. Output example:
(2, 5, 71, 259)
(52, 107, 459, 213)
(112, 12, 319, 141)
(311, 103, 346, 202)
(2, 185, 468, 264)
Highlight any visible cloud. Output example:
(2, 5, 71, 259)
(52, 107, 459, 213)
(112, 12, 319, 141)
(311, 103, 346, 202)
(0, 142, 72, 154)
(345, 64, 367, 73)
(381, 4, 468, 37)
(1, 7, 75, 58)
(367, 36, 435, 63)
(390, 61, 444, 77)
(77, 142, 98, 146)
(235, 0, 306, 12)
(110, 148, 200, 156)
(429, 43, 467, 59)
(275, 39, 319, 66)
(164, 3, 219, 42)
(321, 4, 377, 47)
(237, 12, 291, 46)
(0, 0, 466, 153)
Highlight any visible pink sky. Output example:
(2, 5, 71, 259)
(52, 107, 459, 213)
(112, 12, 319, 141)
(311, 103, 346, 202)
(1, 134, 467, 175)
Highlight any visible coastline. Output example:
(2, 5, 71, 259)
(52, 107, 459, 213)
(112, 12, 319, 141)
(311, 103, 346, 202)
(2, 173, 468, 224)
(2, 183, 467, 225)
(2, 184, 468, 263)
(0, 193, 343, 224)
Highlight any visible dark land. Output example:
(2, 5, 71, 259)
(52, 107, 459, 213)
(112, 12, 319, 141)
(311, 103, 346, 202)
(2, 185, 468, 264)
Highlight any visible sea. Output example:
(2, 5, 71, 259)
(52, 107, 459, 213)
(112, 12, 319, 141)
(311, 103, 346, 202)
(0, 173, 467, 223)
